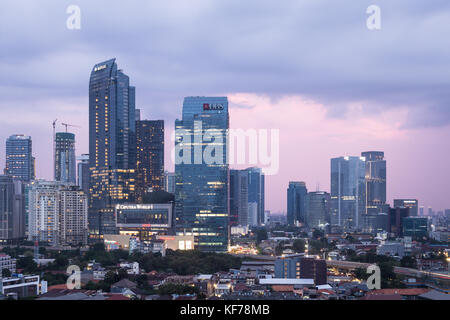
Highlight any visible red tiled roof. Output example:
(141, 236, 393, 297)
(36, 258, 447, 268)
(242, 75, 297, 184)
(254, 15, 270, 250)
(48, 284, 68, 291)
(272, 285, 294, 292)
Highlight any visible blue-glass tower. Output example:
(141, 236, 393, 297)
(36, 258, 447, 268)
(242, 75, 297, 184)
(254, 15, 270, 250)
(175, 97, 229, 252)
(88, 59, 136, 238)
(5, 135, 34, 182)
(330, 156, 366, 230)
(287, 181, 308, 226)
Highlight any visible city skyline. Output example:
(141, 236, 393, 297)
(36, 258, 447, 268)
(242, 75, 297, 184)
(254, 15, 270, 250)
(0, 1, 449, 213)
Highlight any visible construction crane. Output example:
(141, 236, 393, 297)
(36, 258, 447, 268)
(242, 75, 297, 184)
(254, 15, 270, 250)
(61, 123, 81, 132)
(53, 119, 57, 180)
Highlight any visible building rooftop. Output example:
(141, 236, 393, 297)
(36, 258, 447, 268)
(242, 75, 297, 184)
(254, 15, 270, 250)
(259, 278, 314, 285)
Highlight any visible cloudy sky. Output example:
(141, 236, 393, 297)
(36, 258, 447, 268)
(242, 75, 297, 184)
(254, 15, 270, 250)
(0, 0, 449, 213)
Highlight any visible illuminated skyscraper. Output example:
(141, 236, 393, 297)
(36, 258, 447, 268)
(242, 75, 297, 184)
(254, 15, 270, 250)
(175, 97, 229, 252)
(135, 119, 164, 202)
(330, 156, 366, 230)
(54, 132, 76, 184)
(362, 151, 386, 215)
(88, 59, 136, 238)
(5, 135, 35, 182)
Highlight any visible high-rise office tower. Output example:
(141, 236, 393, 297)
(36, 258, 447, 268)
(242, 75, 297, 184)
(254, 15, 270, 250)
(0, 176, 25, 241)
(28, 181, 88, 246)
(89, 59, 137, 238)
(305, 191, 330, 229)
(362, 151, 386, 215)
(246, 167, 265, 226)
(54, 132, 76, 184)
(5, 135, 35, 182)
(330, 156, 366, 230)
(175, 97, 229, 252)
(77, 154, 90, 195)
(135, 119, 164, 202)
(394, 199, 418, 217)
(230, 169, 249, 227)
(287, 181, 308, 226)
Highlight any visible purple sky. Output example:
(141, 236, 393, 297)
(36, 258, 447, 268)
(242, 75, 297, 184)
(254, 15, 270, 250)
(0, 1, 449, 213)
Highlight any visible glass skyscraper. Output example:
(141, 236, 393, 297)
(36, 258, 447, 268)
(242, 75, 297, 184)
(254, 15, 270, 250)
(88, 58, 136, 238)
(246, 167, 265, 226)
(135, 119, 165, 202)
(305, 191, 330, 229)
(362, 151, 386, 215)
(175, 97, 229, 252)
(330, 156, 366, 230)
(230, 169, 249, 227)
(287, 181, 308, 226)
(5, 134, 35, 182)
(54, 132, 76, 184)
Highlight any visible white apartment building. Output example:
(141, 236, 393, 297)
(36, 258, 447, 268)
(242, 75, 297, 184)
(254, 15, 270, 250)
(27, 180, 88, 247)
(0, 254, 16, 275)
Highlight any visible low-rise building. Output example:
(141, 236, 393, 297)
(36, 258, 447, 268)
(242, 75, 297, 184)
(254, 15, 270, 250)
(0, 274, 42, 299)
(0, 254, 16, 275)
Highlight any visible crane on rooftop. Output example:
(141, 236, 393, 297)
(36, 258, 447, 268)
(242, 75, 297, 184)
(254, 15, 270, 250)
(61, 123, 81, 132)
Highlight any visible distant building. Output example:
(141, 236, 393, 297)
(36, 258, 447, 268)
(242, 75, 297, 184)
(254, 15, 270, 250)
(135, 120, 165, 202)
(77, 154, 90, 195)
(248, 202, 258, 227)
(0, 176, 25, 241)
(330, 156, 366, 230)
(246, 167, 265, 226)
(394, 199, 418, 217)
(377, 242, 405, 258)
(402, 217, 430, 239)
(388, 207, 410, 237)
(54, 132, 76, 184)
(305, 191, 330, 228)
(363, 213, 389, 234)
(264, 210, 271, 225)
(229, 170, 249, 227)
(5, 135, 35, 182)
(287, 182, 307, 226)
(275, 256, 327, 285)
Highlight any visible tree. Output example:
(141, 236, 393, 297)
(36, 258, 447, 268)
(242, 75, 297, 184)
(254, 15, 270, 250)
(293, 239, 306, 253)
(400, 256, 417, 269)
(17, 256, 39, 273)
(2, 268, 11, 278)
